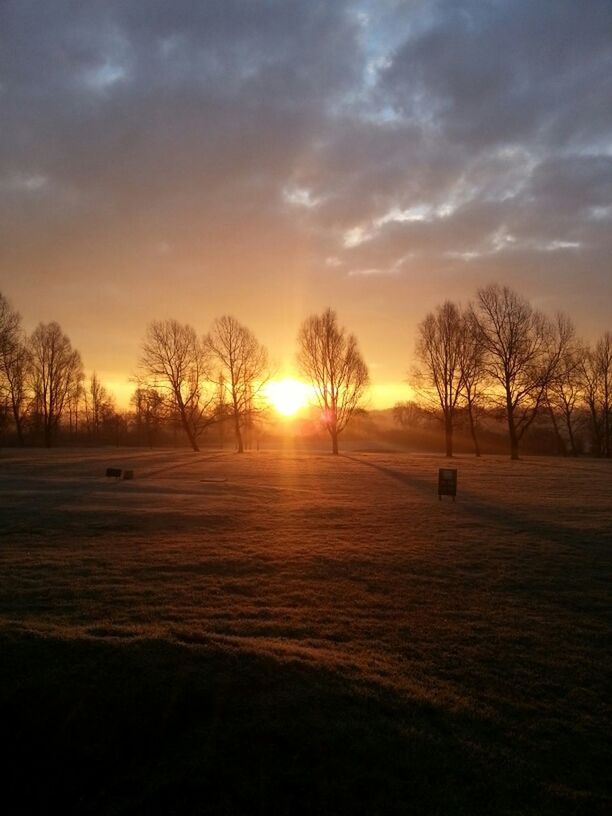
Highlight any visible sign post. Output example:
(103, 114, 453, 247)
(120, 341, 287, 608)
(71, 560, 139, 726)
(438, 468, 457, 501)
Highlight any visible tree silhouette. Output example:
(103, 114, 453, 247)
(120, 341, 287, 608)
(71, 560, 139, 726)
(548, 342, 584, 456)
(473, 285, 568, 460)
(413, 301, 464, 458)
(85, 372, 116, 441)
(0, 292, 30, 445)
(297, 308, 369, 455)
(207, 316, 269, 454)
(131, 386, 167, 448)
(593, 332, 612, 458)
(29, 321, 83, 447)
(140, 319, 215, 452)
(459, 308, 488, 457)
(580, 332, 612, 457)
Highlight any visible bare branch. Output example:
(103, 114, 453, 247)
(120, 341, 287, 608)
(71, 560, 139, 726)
(297, 308, 369, 454)
(139, 319, 215, 451)
(207, 315, 270, 453)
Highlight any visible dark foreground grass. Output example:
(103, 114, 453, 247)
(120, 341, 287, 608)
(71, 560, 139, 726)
(1, 450, 610, 814)
(2, 629, 609, 816)
(0, 630, 602, 816)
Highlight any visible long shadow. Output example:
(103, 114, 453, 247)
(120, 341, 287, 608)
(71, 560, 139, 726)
(139, 451, 228, 479)
(0, 453, 231, 532)
(342, 454, 611, 550)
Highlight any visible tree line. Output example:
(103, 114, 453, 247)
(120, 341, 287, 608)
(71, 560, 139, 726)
(406, 284, 611, 459)
(1, 286, 609, 458)
(0, 294, 368, 454)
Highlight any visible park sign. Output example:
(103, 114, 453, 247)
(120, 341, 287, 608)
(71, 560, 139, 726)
(438, 468, 457, 501)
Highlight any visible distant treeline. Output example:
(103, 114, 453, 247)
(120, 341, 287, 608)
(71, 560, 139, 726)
(1, 287, 610, 457)
(404, 285, 611, 459)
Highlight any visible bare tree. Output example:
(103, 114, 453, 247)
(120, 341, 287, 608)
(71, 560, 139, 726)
(536, 315, 576, 456)
(0, 292, 31, 445)
(207, 316, 269, 453)
(594, 332, 612, 458)
(29, 322, 84, 447)
(393, 400, 430, 429)
(413, 301, 464, 457)
(297, 308, 369, 455)
(458, 308, 488, 457)
(140, 319, 215, 452)
(473, 286, 571, 460)
(84, 372, 116, 441)
(131, 386, 167, 448)
(546, 335, 584, 456)
(214, 371, 230, 449)
(579, 332, 612, 457)
(579, 345, 603, 455)
(66, 368, 85, 440)
(2, 343, 31, 445)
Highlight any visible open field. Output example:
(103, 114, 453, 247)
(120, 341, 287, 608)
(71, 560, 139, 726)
(1, 449, 610, 815)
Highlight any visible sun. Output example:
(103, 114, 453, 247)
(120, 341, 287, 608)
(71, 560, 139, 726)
(265, 377, 311, 417)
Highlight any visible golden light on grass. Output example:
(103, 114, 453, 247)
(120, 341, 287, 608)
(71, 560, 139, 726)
(265, 377, 312, 417)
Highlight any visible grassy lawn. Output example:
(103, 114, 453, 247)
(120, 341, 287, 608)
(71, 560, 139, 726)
(0, 449, 610, 814)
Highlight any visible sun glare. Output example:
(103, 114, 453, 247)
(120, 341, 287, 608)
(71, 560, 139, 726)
(265, 378, 311, 417)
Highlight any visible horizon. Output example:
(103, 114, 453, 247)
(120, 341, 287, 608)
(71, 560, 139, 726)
(0, 281, 606, 412)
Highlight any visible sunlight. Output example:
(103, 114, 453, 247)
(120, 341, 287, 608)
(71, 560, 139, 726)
(265, 377, 312, 416)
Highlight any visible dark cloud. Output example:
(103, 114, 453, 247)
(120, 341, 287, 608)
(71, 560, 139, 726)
(0, 0, 610, 399)
(380, 0, 612, 149)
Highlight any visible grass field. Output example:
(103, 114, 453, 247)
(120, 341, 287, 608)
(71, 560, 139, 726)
(1, 448, 610, 815)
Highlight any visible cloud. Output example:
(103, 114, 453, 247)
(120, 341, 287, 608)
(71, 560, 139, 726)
(0, 0, 610, 400)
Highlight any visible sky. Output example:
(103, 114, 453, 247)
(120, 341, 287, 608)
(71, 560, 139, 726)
(1, 0, 611, 407)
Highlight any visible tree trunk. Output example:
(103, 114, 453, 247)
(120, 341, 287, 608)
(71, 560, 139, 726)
(605, 381, 610, 458)
(235, 415, 244, 453)
(565, 412, 578, 456)
(175, 394, 199, 451)
(330, 428, 339, 455)
(185, 424, 199, 452)
(178, 407, 199, 452)
(588, 402, 602, 456)
(444, 412, 453, 457)
(467, 399, 480, 457)
(547, 402, 567, 456)
(506, 394, 519, 460)
(13, 409, 24, 446)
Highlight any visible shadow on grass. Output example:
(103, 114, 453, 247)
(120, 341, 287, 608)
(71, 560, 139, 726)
(342, 455, 609, 548)
(2, 631, 608, 816)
